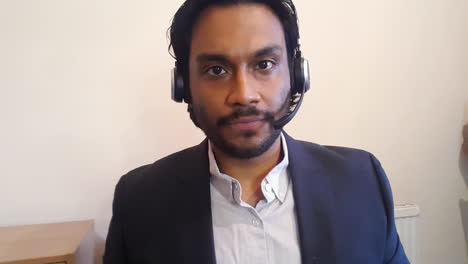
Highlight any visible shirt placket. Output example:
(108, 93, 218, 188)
(245, 208, 269, 264)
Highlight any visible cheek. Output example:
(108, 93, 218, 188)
(190, 74, 222, 107)
(267, 79, 290, 111)
(191, 87, 228, 123)
(269, 64, 291, 105)
(193, 101, 219, 128)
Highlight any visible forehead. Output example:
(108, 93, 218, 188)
(190, 3, 287, 59)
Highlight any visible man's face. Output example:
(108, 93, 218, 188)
(189, 4, 291, 159)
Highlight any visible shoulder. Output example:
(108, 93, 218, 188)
(114, 142, 206, 200)
(287, 137, 386, 190)
(291, 138, 376, 166)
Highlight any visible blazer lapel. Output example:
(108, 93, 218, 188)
(285, 133, 337, 264)
(174, 139, 216, 264)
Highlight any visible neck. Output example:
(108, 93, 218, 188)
(211, 135, 283, 206)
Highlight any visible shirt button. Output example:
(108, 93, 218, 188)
(265, 183, 272, 192)
(252, 219, 261, 226)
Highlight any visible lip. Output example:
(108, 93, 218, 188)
(229, 117, 263, 124)
(226, 117, 265, 130)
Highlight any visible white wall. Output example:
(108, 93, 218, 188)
(0, 0, 466, 263)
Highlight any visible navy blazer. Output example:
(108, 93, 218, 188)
(104, 133, 409, 264)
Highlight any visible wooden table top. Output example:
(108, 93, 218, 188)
(0, 220, 93, 264)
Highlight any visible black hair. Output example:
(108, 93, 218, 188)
(168, 0, 300, 81)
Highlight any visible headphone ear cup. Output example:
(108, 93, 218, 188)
(183, 77, 192, 104)
(292, 56, 310, 95)
(171, 67, 185, 103)
(171, 63, 192, 103)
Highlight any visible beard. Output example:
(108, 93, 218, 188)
(191, 96, 290, 159)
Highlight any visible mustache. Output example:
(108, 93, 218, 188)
(217, 106, 275, 127)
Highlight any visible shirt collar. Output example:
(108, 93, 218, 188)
(208, 133, 289, 204)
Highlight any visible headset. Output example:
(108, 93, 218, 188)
(171, 45, 310, 129)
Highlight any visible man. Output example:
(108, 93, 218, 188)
(104, 0, 409, 263)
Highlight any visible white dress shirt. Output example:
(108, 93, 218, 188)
(209, 133, 302, 264)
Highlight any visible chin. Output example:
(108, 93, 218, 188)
(226, 128, 268, 144)
(229, 137, 264, 151)
(213, 128, 281, 159)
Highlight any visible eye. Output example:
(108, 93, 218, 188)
(206, 66, 227, 76)
(256, 60, 275, 71)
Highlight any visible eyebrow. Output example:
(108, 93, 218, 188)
(254, 45, 283, 58)
(195, 45, 283, 64)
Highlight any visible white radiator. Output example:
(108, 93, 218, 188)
(395, 204, 420, 264)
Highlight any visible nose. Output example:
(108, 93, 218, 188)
(226, 68, 260, 106)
